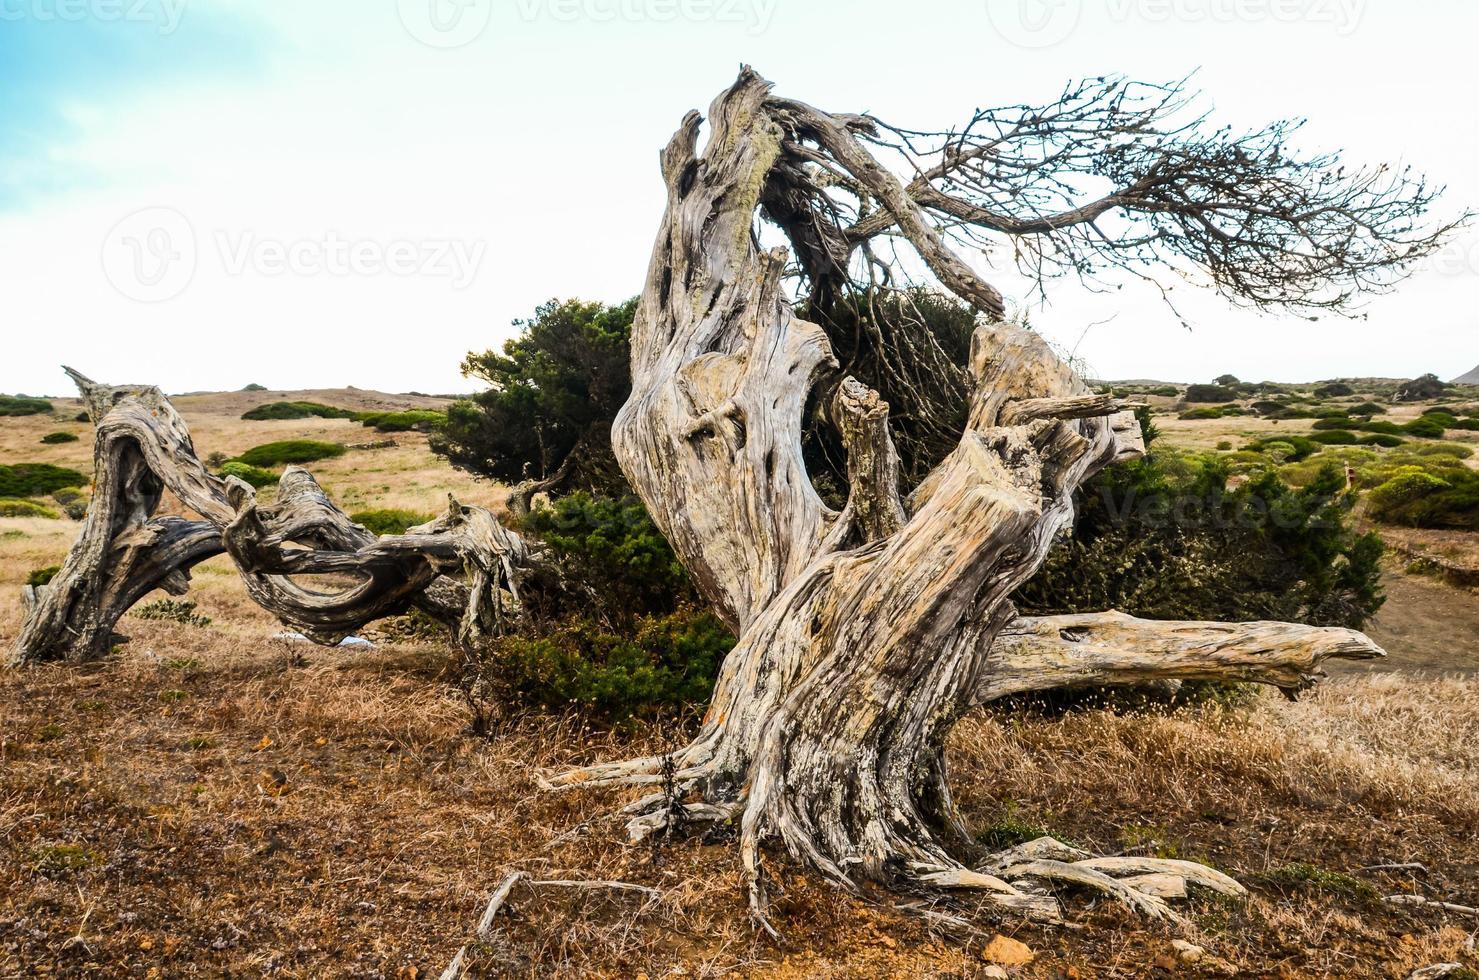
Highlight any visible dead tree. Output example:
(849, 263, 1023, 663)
(12, 68, 1457, 927)
(542, 68, 1453, 926)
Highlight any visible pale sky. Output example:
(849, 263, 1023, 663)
(2, 0, 1476, 396)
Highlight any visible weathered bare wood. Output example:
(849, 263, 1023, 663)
(549, 67, 1397, 929)
(10, 373, 535, 666)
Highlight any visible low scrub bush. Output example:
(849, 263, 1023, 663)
(1184, 384, 1238, 403)
(134, 600, 212, 628)
(1309, 430, 1360, 445)
(39, 432, 79, 445)
(241, 401, 358, 422)
(1367, 469, 1479, 530)
(1402, 417, 1448, 439)
(0, 464, 88, 499)
(1348, 402, 1387, 416)
(1311, 416, 1352, 430)
(0, 395, 53, 417)
(1244, 436, 1322, 462)
(473, 608, 733, 725)
(27, 566, 61, 587)
(1314, 383, 1355, 398)
(0, 499, 60, 519)
(218, 462, 280, 488)
(234, 440, 346, 467)
(1179, 406, 1231, 420)
(352, 509, 433, 536)
(1359, 420, 1405, 435)
(356, 410, 447, 433)
(1018, 450, 1384, 630)
(1358, 434, 1405, 448)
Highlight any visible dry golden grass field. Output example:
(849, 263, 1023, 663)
(2, 390, 1477, 978)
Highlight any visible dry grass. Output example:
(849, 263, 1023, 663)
(2, 391, 1478, 977)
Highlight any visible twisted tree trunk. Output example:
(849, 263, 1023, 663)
(10, 371, 528, 667)
(546, 69, 1385, 927)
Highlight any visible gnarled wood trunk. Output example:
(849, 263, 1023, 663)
(547, 69, 1385, 926)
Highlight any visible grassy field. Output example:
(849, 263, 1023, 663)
(2, 388, 1477, 978)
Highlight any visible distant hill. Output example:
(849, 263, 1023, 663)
(1454, 365, 1479, 385)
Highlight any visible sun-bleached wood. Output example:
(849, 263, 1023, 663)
(547, 68, 1389, 928)
(10, 370, 530, 666)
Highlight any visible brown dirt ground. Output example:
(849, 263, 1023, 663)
(2, 391, 1477, 978)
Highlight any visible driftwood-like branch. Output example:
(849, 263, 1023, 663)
(10, 372, 535, 666)
(981, 611, 1386, 704)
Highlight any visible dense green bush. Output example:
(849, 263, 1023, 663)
(1184, 384, 1238, 403)
(241, 401, 358, 421)
(234, 440, 346, 467)
(356, 410, 447, 433)
(1311, 416, 1352, 430)
(1179, 406, 1231, 420)
(1358, 434, 1405, 448)
(479, 609, 733, 724)
(1359, 420, 1405, 435)
(218, 462, 281, 488)
(39, 432, 79, 445)
(27, 566, 60, 588)
(520, 493, 696, 626)
(434, 299, 636, 497)
(1314, 382, 1355, 398)
(0, 395, 53, 417)
(0, 464, 88, 499)
(0, 499, 60, 519)
(352, 509, 433, 536)
(1348, 402, 1387, 416)
(1244, 436, 1322, 462)
(1402, 417, 1447, 439)
(1309, 430, 1360, 445)
(1367, 470, 1479, 529)
(1018, 451, 1383, 630)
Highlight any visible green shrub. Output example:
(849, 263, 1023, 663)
(27, 566, 61, 587)
(1348, 402, 1387, 416)
(0, 464, 88, 498)
(0, 395, 53, 417)
(478, 608, 733, 724)
(1018, 452, 1384, 630)
(135, 600, 211, 628)
(1402, 417, 1447, 439)
(1244, 436, 1322, 462)
(1313, 382, 1355, 398)
(520, 493, 695, 626)
(1415, 442, 1475, 459)
(1419, 410, 1459, 428)
(242, 383, 268, 392)
(218, 462, 280, 488)
(1449, 418, 1479, 431)
(1216, 441, 1233, 451)
(433, 299, 637, 498)
(355, 410, 447, 433)
(0, 498, 61, 519)
(39, 432, 79, 445)
(1180, 406, 1231, 420)
(352, 509, 434, 536)
(1367, 470, 1479, 530)
(241, 401, 358, 422)
(1309, 430, 1359, 445)
(234, 440, 346, 467)
(1150, 386, 1181, 397)
(1184, 384, 1238, 403)
(1359, 420, 1405, 435)
(1311, 416, 1352, 430)
(1358, 434, 1405, 448)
